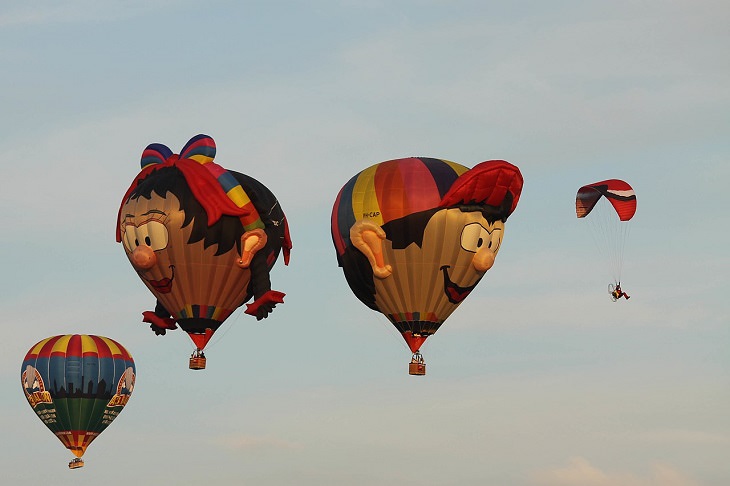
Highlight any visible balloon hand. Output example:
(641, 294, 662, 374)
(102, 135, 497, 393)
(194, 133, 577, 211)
(142, 311, 178, 335)
(245, 290, 285, 320)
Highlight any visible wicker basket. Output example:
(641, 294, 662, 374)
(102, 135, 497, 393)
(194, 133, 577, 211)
(409, 361, 426, 375)
(189, 356, 207, 370)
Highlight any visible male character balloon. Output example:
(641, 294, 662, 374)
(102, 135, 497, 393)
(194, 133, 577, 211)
(117, 134, 291, 369)
(332, 158, 522, 374)
(21, 334, 135, 469)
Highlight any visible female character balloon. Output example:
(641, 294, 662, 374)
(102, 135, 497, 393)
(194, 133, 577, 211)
(117, 134, 291, 369)
(21, 335, 135, 469)
(332, 157, 522, 375)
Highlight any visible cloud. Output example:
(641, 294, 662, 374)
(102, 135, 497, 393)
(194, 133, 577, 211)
(213, 434, 301, 451)
(530, 457, 700, 486)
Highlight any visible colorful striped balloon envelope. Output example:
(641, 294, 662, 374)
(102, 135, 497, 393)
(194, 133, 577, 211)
(21, 334, 135, 468)
(332, 157, 523, 374)
(117, 134, 291, 368)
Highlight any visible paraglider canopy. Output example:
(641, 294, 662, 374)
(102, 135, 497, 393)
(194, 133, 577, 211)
(576, 179, 636, 221)
(576, 179, 637, 298)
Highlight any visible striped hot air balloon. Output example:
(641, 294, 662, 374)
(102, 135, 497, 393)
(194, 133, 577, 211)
(332, 157, 523, 374)
(20, 335, 135, 469)
(116, 135, 292, 369)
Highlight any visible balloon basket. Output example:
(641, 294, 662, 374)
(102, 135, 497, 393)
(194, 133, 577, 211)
(408, 352, 426, 376)
(189, 357, 206, 370)
(189, 350, 206, 370)
(68, 458, 84, 469)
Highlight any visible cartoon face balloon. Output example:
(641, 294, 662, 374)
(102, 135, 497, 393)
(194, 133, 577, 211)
(332, 158, 523, 365)
(116, 135, 291, 358)
(21, 335, 135, 468)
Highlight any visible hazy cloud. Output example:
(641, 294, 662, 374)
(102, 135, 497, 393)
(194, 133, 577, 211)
(213, 434, 301, 451)
(530, 457, 700, 486)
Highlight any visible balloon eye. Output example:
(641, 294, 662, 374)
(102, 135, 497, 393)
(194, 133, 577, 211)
(460, 223, 489, 253)
(139, 221, 169, 251)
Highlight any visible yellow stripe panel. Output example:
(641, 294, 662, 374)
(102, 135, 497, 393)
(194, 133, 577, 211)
(443, 159, 469, 176)
(351, 164, 383, 226)
(50, 335, 72, 354)
(29, 337, 54, 355)
(188, 154, 214, 165)
(226, 186, 250, 208)
(80, 335, 98, 355)
(103, 338, 122, 356)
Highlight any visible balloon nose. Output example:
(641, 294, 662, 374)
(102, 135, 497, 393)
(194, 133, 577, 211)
(472, 248, 495, 272)
(131, 245, 157, 269)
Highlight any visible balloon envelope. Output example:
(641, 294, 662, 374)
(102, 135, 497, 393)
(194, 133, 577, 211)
(117, 134, 291, 353)
(332, 157, 523, 354)
(21, 334, 135, 463)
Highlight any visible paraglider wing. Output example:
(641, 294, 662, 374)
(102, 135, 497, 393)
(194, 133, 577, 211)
(576, 179, 637, 292)
(20, 335, 135, 467)
(576, 179, 636, 221)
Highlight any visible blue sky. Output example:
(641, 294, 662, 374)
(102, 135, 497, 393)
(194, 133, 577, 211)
(1, 1, 728, 484)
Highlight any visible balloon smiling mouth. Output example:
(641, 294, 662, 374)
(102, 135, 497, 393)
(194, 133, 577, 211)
(440, 265, 479, 304)
(145, 265, 175, 294)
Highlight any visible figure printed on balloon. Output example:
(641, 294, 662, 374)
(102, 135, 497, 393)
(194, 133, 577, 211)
(21, 365, 52, 408)
(107, 367, 135, 408)
(116, 134, 292, 368)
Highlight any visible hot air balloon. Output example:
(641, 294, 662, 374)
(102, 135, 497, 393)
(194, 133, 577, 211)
(20, 334, 135, 469)
(576, 179, 636, 301)
(332, 157, 523, 374)
(116, 134, 292, 369)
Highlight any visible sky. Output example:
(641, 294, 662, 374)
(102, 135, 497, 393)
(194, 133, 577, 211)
(1, 0, 728, 484)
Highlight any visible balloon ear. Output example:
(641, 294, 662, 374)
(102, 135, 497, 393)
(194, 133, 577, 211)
(236, 229, 267, 268)
(350, 221, 392, 278)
